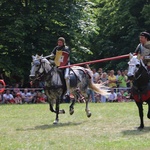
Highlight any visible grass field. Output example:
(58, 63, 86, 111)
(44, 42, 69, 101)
(0, 102, 150, 150)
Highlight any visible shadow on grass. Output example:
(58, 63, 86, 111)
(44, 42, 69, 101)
(16, 121, 86, 131)
(122, 126, 150, 135)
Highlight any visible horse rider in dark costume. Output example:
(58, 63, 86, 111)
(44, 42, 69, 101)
(49, 37, 70, 95)
(135, 31, 150, 72)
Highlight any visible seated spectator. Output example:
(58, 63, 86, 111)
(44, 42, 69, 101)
(14, 93, 22, 104)
(13, 83, 21, 96)
(0, 92, 4, 104)
(3, 89, 15, 104)
(108, 89, 117, 102)
(123, 90, 129, 102)
(36, 91, 47, 103)
(0, 83, 4, 104)
(117, 90, 124, 102)
(30, 88, 37, 103)
(21, 88, 33, 103)
(41, 91, 47, 102)
(0, 82, 5, 93)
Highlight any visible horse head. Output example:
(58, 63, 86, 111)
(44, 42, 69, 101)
(127, 53, 147, 81)
(29, 54, 52, 81)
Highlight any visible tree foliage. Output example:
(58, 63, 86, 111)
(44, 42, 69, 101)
(0, 0, 150, 85)
(0, 0, 97, 84)
(89, 0, 150, 70)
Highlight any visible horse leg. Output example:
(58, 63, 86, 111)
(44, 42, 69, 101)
(85, 92, 91, 118)
(136, 102, 144, 129)
(58, 94, 65, 114)
(53, 96, 65, 124)
(48, 100, 60, 124)
(69, 97, 75, 115)
(49, 102, 62, 124)
(49, 103, 56, 113)
(53, 97, 60, 124)
(147, 99, 150, 119)
(46, 90, 57, 113)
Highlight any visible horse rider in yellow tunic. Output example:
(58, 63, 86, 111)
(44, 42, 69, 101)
(49, 37, 70, 96)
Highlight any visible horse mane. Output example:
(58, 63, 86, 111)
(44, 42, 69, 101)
(39, 58, 63, 87)
(42, 58, 50, 64)
(41, 58, 52, 73)
(140, 59, 148, 71)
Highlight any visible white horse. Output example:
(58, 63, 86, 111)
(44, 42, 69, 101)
(30, 54, 109, 124)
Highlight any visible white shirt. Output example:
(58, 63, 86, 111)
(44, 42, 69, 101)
(3, 94, 14, 100)
(21, 92, 32, 102)
(108, 92, 117, 101)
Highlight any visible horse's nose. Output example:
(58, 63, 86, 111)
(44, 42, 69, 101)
(127, 72, 133, 77)
(29, 75, 35, 80)
(127, 73, 134, 80)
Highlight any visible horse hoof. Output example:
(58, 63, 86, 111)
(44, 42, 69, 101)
(137, 126, 144, 130)
(147, 113, 150, 119)
(53, 120, 59, 124)
(87, 113, 92, 118)
(70, 110, 74, 115)
(59, 109, 65, 114)
(62, 109, 65, 114)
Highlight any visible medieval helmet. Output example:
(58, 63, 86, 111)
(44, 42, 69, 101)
(140, 31, 150, 40)
(58, 37, 66, 45)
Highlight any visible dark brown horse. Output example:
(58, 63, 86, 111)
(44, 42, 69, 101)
(127, 53, 150, 129)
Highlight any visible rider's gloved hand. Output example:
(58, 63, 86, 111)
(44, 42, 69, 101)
(49, 53, 55, 59)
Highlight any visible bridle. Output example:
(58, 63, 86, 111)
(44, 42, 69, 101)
(32, 59, 52, 81)
(128, 58, 146, 80)
(134, 60, 148, 81)
(134, 65, 143, 81)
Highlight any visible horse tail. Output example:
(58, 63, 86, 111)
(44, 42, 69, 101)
(89, 82, 110, 97)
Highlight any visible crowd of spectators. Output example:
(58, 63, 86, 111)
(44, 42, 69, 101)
(0, 83, 47, 104)
(86, 67, 132, 103)
(0, 67, 133, 104)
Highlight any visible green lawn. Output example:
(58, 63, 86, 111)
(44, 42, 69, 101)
(0, 102, 150, 150)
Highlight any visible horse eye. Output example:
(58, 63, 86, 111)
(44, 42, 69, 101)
(136, 64, 140, 68)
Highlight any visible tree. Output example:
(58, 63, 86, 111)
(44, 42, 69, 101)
(0, 0, 98, 84)
(89, 0, 150, 71)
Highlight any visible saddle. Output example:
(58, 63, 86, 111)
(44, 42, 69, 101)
(69, 66, 92, 87)
(70, 66, 92, 78)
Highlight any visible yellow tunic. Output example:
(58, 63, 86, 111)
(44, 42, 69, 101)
(108, 75, 117, 88)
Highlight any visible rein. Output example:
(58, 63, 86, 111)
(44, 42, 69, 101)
(134, 67, 145, 81)
(34, 61, 47, 81)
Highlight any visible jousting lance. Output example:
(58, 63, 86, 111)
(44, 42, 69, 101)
(59, 54, 129, 69)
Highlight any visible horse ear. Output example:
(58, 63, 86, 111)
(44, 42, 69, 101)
(129, 53, 133, 59)
(34, 54, 37, 59)
(32, 55, 35, 60)
(137, 54, 141, 60)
